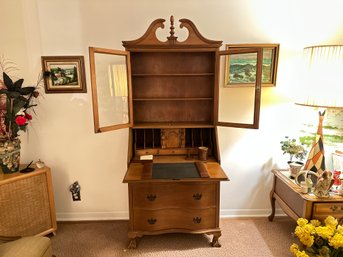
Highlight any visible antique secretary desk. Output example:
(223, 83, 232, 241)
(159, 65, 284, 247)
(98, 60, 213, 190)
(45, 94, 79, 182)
(89, 16, 263, 248)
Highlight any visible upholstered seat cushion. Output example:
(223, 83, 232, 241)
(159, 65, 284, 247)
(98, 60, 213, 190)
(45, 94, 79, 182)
(0, 236, 52, 257)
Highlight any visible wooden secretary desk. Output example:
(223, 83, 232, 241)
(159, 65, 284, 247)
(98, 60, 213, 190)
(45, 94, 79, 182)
(89, 16, 263, 248)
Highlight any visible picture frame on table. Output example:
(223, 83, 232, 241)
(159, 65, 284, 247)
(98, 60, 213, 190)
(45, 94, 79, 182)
(41, 56, 87, 93)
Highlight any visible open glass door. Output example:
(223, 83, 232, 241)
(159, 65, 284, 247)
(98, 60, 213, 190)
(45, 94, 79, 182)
(216, 48, 263, 129)
(89, 47, 133, 133)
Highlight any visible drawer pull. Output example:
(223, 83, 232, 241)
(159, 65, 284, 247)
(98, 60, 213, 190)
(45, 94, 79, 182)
(193, 217, 202, 224)
(146, 194, 156, 201)
(193, 193, 202, 200)
(330, 205, 342, 212)
(147, 218, 157, 225)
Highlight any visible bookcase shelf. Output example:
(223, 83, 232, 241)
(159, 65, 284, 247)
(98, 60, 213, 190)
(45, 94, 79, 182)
(133, 97, 214, 101)
(132, 73, 214, 77)
(133, 122, 215, 129)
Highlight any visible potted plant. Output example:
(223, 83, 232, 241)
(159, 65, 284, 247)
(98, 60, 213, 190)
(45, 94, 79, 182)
(0, 58, 46, 173)
(280, 136, 308, 178)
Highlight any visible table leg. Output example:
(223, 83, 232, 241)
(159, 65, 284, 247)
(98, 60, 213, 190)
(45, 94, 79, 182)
(268, 175, 276, 221)
(268, 194, 276, 221)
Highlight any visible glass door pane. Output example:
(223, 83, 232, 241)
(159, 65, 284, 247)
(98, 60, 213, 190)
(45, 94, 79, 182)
(89, 47, 132, 133)
(216, 48, 263, 129)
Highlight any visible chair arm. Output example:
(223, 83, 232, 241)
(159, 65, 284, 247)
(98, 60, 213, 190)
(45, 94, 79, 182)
(0, 235, 21, 242)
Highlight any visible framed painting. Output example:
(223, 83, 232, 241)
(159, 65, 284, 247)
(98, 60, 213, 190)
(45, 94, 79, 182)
(41, 56, 87, 93)
(224, 44, 279, 87)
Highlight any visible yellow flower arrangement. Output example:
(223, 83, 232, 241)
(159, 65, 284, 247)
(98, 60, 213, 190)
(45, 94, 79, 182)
(291, 216, 343, 257)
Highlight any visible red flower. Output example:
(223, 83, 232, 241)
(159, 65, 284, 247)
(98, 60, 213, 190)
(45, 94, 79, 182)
(15, 116, 27, 126)
(24, 112, 32, 120)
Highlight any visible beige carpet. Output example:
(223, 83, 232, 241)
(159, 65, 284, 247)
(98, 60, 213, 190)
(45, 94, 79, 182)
(51, 217, 296, 257)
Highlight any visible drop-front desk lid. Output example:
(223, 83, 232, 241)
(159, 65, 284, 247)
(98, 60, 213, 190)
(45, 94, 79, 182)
(123, 161, 229, 183)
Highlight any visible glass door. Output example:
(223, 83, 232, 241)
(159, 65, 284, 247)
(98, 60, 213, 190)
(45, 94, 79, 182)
(89, 47, 132, 133)
(215, 47, 263, 129)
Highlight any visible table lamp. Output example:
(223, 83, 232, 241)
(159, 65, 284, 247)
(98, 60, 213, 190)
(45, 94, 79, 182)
(296, 45, 343, 173)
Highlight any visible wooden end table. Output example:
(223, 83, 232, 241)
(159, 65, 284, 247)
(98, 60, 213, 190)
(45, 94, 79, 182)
(269, 169, 343, 223)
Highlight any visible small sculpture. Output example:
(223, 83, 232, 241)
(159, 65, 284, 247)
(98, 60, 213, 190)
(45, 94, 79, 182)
(35, 159, 45, 168)
(314, 171, 334, 197)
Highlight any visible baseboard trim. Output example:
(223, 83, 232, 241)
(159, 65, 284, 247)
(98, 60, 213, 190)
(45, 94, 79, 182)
(56, 208, 285, 221)
(56, 211, 129, 221)
(220, 208, 286, 218)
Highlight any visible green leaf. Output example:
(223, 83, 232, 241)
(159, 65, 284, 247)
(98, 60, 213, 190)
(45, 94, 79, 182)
(20, 125, 27, 131)
(14, 78, 24, 89)
(7, 91, 20, 98)
(18, 95, 28, 102)
(18, 87, 35, 95)
(0, 89, 9, 95)
(3, 72, 14, 90)
(12, 101, 27, 115)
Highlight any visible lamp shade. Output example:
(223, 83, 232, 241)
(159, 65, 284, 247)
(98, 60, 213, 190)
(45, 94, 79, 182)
(296, 45, 343, 109)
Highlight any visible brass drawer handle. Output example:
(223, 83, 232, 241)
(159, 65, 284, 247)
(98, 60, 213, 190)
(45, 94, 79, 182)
(146, 194, 156, 201)
(147, 218, 157, 225)
(193, 217, 202, 224)
(330, 205, 342, 212)
(193, 193, 202, 200)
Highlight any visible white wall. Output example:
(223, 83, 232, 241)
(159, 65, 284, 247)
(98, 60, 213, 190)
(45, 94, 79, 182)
(1, 0, 343, 220)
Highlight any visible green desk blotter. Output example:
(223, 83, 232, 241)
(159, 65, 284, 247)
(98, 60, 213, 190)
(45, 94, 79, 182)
(152, 163, 203, 179)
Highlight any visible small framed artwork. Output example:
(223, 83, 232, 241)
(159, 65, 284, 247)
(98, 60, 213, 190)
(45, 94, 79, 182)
(41, 56, 87, 93)
(224, 44, 279, 87)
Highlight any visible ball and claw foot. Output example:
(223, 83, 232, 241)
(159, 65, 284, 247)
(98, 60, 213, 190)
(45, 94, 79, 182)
(211, 235, 221, 247)
(127, 238, 137, 249)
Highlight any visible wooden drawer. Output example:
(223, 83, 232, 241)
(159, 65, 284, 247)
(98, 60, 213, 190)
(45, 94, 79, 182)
(312, 203, 343, 221)
(135, 149, 159, 156)
(133, 207, 216, 231)
(132, 182, 217, 209)
(135, 148, 198, 156)
(158, 149, 188, 155)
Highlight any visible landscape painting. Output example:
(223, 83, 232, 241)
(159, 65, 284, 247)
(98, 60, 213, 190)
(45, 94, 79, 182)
(49, 63, 79, 86)
(41, 56, 87, 93)
(225, 44, 279, 87)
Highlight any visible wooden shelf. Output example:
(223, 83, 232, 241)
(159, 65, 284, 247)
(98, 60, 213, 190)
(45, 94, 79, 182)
(131, 155, 219, 164)
(132, 73, 214, 77)
(133, 122, 214, 129)
(133, 97, 214, 101)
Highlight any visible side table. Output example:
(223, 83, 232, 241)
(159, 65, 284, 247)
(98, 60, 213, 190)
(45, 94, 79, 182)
(0, 166, 57, 236)
(269, 169, 343, 223)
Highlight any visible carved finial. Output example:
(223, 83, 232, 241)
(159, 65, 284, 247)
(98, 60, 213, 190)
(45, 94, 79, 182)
(170, 16, 175, 37)
(167, 15, 177, 44)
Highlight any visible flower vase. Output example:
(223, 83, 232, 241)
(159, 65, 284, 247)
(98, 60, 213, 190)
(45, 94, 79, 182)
(0, 138, 21, 174)
(288, 161, 303, 179)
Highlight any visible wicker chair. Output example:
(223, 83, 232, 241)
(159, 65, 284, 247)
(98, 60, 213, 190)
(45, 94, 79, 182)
(0, 236, 53, 257)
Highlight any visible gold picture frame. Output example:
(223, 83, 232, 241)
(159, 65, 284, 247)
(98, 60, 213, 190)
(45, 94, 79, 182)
(41, 56, 87, 93)
(224, 44, 279, 87)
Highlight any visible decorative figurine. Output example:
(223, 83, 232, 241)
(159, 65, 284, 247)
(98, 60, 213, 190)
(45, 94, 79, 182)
(314, 171, 334, 198)
(35, 159, 45, 168)
(305, 174, 313, 193)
